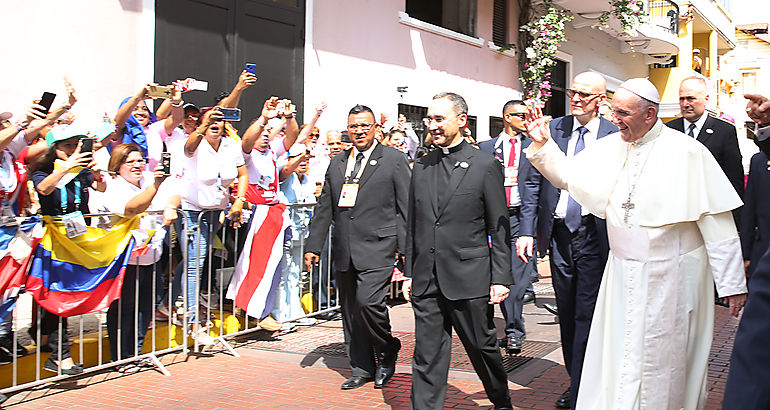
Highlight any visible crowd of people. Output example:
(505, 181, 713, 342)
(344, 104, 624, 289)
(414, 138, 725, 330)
(2, 67, 770, 410)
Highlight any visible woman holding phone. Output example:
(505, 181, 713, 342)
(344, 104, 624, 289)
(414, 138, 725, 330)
(165, 107, 247, 344)
(31, 125, 106, 375)
(101, 143, 174, 372)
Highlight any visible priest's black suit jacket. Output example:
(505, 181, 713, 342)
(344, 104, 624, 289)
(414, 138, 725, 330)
(405, 141, 513, 299)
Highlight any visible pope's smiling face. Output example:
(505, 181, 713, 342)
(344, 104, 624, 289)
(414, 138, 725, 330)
(611, 88, 657, 143)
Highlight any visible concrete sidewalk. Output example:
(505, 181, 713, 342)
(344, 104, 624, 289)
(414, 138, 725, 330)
(2, 266, 741, 409)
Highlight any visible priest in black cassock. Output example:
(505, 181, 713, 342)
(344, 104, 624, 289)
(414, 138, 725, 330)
(403, 92, 513, 410)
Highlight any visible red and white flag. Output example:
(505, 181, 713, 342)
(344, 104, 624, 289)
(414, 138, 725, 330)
(226, 204, 288, 319)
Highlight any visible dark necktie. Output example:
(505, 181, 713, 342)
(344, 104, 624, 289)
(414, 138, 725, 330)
(348, 153, 364, 183)
(688, 123, 697, 138)
(565, 126, 588, 232)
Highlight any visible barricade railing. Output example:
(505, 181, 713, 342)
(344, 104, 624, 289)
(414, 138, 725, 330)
(0, 203, 341, 396)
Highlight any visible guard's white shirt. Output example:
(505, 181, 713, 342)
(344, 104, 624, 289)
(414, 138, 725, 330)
(344, 141, 377, 180)
(683, 113, 708, 139)
(554, 116, 600, 218)
(496, 131, 522, 207)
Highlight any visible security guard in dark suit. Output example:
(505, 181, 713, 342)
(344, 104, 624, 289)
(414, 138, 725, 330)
(665, 76, 744, 226)
(403, 92, 513, 410)
(305, 105, 410, 390)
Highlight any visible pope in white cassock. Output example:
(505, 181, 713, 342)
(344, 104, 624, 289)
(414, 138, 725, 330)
(523, 78, 748, 410)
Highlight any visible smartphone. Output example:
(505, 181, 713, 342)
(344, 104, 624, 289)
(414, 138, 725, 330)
(187, 79, 208, 92)
(92, 121, 116, 141)
(220, 108, 241, 122)
(147, 85, 174, 99)
(39, 92, 56, 115)
(245, 63, 256, 75)
(161, 152, 172, 176)
(80, 137, 94, 153)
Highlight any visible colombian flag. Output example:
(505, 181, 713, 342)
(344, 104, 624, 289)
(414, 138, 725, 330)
(0, 216, 43, 321)
(26, 216, 139, 317)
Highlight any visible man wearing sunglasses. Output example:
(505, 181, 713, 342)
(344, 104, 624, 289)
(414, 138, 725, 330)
(478, 100, 539, 356)
(518, 71, 614, 408)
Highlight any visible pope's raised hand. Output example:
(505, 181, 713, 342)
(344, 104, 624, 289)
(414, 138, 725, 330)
(524, 106, 552, 146)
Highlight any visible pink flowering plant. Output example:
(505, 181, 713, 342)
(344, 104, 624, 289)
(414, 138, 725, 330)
(595, 0, 648, 35)
(519, 0, 573, 103)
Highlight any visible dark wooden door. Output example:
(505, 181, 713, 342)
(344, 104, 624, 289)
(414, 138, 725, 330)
(155, 0, 305, 132)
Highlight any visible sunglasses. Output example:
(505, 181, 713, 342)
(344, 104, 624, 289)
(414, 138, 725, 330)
(506, 113, 527, 119)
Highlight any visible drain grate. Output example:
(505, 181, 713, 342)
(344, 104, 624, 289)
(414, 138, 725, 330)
(238, 326, 559, 372)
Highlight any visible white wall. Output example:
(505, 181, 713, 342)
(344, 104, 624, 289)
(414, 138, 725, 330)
(1, 1, 154, 127)
(304, 0, 522, 141)
(560, 22, 650, 91)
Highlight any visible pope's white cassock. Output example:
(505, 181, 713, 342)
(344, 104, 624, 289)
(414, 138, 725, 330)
(527, 118, 747, 409)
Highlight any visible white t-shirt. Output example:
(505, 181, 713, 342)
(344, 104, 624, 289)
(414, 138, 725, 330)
(102, 172, 169, 265)
(146, 121, 188, 177)
(181, 137, 245, 210)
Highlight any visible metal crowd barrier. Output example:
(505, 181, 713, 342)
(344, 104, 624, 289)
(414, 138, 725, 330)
(0, 203, 340, 396)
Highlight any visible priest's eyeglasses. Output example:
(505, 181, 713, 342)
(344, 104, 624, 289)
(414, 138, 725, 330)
(566, 89, 600, 100)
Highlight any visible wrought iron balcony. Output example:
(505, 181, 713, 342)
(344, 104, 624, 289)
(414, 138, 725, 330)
(646, 0, 679, 35)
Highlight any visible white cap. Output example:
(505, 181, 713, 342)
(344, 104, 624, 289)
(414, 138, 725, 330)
(618, 78, 661, 104)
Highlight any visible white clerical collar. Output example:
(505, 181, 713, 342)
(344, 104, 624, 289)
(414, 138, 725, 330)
(632, 119, 664, 146)
(684, 114, 708, 137)
(573, 116, 600, 136)
(440, 138, 464, 154)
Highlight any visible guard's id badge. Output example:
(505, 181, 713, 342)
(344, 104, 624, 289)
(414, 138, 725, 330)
(62, 211, 88, 238)
(338, 184, 359, 207)
(504, 166, 518, 186)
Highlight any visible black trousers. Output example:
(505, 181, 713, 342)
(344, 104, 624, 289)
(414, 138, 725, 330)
(337, 264, 398, 377)
(411, 273, 511, 409)
(549, 217, 605, 405)
(499, 211, 537, 339)
(723, 244, 770, 409)
(107, 264, 155, 361)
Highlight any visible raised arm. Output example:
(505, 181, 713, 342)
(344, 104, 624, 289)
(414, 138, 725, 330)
(242, 97, 278, 153)
(123, 164, 168, 217)
(219, 70, 257, 109)
(114, 85, 150, 132)
(185, 108, 223, 157)
(276, 99, 299, 151)
(294, 102, 327, 148)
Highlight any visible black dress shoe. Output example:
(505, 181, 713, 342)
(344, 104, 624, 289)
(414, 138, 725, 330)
(543, 303, 559, 315)
(505, 336, 523, 355)
(522, 293, 536, 304)
(374, 338, 401, 388)
(555, 388, 571, 408)
(340, 376, 373, 390)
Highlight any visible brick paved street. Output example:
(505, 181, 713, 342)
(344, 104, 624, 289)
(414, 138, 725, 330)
(2, 269, 742, 409)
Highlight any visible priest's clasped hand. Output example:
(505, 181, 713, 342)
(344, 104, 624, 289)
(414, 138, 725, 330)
(489, 284, 509, 304)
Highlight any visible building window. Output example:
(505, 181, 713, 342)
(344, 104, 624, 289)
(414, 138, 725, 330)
(406, 0, 477, 37)
(466, 115, 478, 141)
(492, 0, 507, 46)
(543, 59, 567, 119)
(489, 116, 504, 139)
(742, 72, 757, 95)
